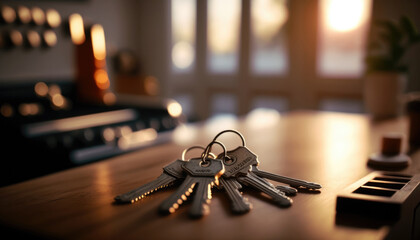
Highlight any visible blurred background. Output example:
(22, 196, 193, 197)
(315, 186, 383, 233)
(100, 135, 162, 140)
(0, 0, 420, 185)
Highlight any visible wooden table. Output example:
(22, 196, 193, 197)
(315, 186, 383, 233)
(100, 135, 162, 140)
(1, 111, 419, 240)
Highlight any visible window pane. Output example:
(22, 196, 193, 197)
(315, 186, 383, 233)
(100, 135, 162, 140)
(251, 96, 289, 112)
(207, 0, 241, 73)
(317, 0, 372, 77)
(171, 0, 196, 72)
(251, 0, 289, 75)
(210, 93, 237, 116)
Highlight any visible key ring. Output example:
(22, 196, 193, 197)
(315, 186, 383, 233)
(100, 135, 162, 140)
(182, 146, 216, 161)
(211, 129, 246, 153)
(202, 140, 227, 165)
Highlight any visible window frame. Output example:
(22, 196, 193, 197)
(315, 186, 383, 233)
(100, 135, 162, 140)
(167, 0, 365, 121)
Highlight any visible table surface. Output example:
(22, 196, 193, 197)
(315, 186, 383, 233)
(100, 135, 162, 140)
(0, 110, 419, 240)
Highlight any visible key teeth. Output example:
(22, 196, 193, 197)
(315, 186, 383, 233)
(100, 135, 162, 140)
(119, 183, 173, 205)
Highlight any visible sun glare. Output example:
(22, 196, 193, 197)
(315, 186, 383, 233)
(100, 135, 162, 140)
(325, 0, 365, 32)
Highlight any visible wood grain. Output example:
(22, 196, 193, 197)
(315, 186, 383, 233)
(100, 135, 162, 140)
(0, 111, 418, 240)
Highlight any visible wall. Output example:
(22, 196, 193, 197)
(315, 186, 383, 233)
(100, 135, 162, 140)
(0, 0, 139, 84)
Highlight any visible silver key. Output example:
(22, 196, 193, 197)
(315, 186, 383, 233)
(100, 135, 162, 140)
(251, 166, 322, 190)
(159, 157, 225, 218)
(213, 129, 320, 191)
(215, 142, 254, 213)
(114, 146, 216, 204)
(213, 130, 292, 207)
(248, 171, 298, 196)
(276, 185, 298, 196)
(219, 177, 252, 214)
(219, 146, 292, 207)
(114, 159, 185, 203)
(206, 139, 252, 213)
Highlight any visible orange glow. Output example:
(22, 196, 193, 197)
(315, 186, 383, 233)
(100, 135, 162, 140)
(144, 76, 159, 96)
(52, 94, 65, 108)
(43, 30, 58, 47)
(46, 9, 61, 28)
(27, 30, 41, 48)
(324, 0, 367, 32)
(69, 13, 85, 45)
(0, 104, 14, 117)
(48, 84, 61, 97)
(103, 92, 116, 105)
(34, 82, 48, 97)
(18, 103, 41, 116)
(17, 6, 31, 24)
(102, 128, 115, 142)
(91, 24, 106, 61)
(1, 6, 16, 24)
(10, 30, 23, 47)
(31, 7, 45, 26)
(94, 69, 110, 90)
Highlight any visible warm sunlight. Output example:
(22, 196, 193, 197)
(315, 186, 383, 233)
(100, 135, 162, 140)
(208, 0, 241, 54)
(325, 0, 366, 32)
(252, 0, 288, 42)
(171, 0, 195, 70)
(318, 0, 372, 77)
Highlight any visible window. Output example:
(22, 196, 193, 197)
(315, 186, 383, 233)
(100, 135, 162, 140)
(207, 0, 241, 73)
(171, 0, 196, 72)
(167, 0, 372, 121)
(317, 0, 372, 77)
(250, 0, 289, 75)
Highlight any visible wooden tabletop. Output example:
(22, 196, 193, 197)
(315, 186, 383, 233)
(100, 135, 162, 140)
(0, 111, 419, 240)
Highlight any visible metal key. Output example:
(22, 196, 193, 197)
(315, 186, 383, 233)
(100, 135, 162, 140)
(159, 157, 225, 218)
(225, 147, 292, 207)
(249, 171, 298, 196)
(276, 185, 298, 196)
(218, 177, 252, 213)
(114, 146, 216, 204)
(251, 165, 322, 190)
(206, 140, 253, 214)
(214, 130, 292, 207)
(114, 159, 185, 203)
(213, 129, 321, 191)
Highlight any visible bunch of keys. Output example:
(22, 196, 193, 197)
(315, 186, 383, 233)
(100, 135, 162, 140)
(211, 130, 322, 214)
(114, 129, 322, 218)
(115, 142, 226, 218)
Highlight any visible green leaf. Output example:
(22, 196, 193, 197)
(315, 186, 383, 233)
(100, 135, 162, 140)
(376, 20, 402, 43)
(400, 15, 420, 43)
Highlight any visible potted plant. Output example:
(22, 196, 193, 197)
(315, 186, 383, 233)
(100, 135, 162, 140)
(364, 15, 420, 119)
